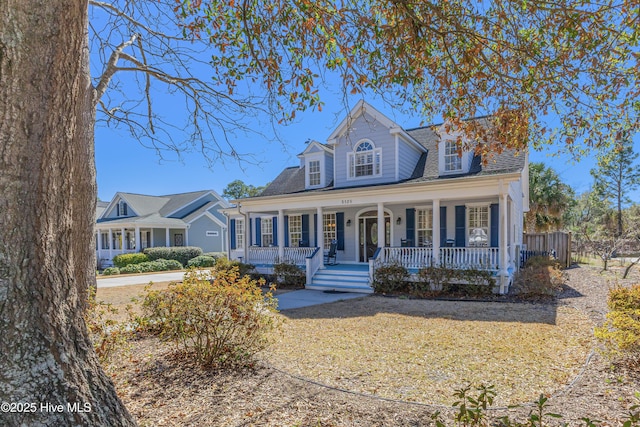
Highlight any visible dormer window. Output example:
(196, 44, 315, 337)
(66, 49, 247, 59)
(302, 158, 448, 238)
(116, 201, 128, 217)
(444, 140, 462, 172)
(348, 140, 381, 179)
(308, 160, 321, 186)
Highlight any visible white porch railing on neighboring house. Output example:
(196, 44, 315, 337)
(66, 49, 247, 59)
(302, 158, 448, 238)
(305, 247, 323, 285)
(377, 247, 435, 270)
(246, 246, 317, 266)
(440, 247, 500, 271)
(229, 249, 244, 261)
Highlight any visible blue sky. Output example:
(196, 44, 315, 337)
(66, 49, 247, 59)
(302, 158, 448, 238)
(96, 93, 628, 202)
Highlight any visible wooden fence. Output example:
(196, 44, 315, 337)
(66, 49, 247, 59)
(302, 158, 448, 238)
(523, 231, 572, 268)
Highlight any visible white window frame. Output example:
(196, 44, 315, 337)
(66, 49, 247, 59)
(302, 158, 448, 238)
(347, 140, 382, 180)
(444, 140, 462, 173)
(261, 217, 273, 247)
(288, 215, 302, 247)
(235, 219, 244, 249)
(467, 204, 490, 247)
(308, 160, 321, 187)
(322, 212, 337, 250)
(416, 208, 433, 247)
(100, 231, 110, 249)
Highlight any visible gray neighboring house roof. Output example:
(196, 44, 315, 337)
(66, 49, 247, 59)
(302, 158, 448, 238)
(97, 190, 228, 227)
(254, 118, 526, 199)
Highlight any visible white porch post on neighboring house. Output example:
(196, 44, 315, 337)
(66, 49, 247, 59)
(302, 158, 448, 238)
(499, 193, 509, 293)
(317, 206, 324, 268)
(277, 209, 285, 260)
(97, 231, 102, 260)
(243, 213, 250, 261)
(166, 228, 170, 247)
(432, 199, 440, 265)
(185, 227, 189, 246)
(135, 226, 140, 251)
(377, 202, 385, 250)
(108, 228, 113, 260)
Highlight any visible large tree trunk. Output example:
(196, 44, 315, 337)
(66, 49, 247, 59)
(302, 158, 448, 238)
(0, 1, 136, 425)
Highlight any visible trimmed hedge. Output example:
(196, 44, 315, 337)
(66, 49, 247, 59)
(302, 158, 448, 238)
(119, 259, 183, 274)
(112, 253, 149, 268)
(143, 246, 203, 266)
(102, 267, 120, 276)
(187, 255, 217, 268)
(202, 252, 226, 260)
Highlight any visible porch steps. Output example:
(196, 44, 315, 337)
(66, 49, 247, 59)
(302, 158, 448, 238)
(307, 265, 373, 294)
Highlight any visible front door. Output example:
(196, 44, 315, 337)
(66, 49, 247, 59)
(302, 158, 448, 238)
(359, 215, 391, 262)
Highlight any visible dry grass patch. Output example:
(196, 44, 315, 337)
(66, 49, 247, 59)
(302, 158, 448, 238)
(266, 296, 593, 407)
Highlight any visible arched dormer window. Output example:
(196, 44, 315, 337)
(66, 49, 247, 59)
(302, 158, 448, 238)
(116, 200, 128, 217)
(348, 140, 382, 179)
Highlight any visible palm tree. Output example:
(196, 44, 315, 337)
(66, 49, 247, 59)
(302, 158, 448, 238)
(525, 162, 574, 234)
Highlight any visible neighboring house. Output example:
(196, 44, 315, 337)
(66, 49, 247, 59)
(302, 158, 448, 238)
(96, 190, 229, 266)
(225, 100, 529, 294)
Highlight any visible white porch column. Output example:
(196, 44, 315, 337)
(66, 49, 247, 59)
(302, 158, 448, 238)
(121, 227, 125, 251)
(108, 228, 113, 260)
(97, 230, 102, 259)
(135, 226, 140, 251)
(432, 199, 440, 265)
(166, 228, 170, 247)
(499, 193, 509, 293)
(377, 202, 385, 249)
(277, 209, 285, 260)
(317, 206, 324, 268)
(185, 227, 189, 246)
(243, 213, 250, 261)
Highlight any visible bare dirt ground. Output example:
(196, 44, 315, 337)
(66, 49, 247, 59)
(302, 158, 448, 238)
(100, 264, 640, 426)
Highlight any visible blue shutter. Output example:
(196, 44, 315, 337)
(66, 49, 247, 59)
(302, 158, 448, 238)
(301, 214, 309, 247)
(230, 219, 236, 250)
(313, 214, 318, 247)
(405, 208, 415, 246)
(336, 212, 345, 250)
(272, 217, 278, 246)
(440, 206, 447, 247)
(490, 204, 499, 247)
(255, 219, 262, 246)
(455, 205, 466, 247)
(284, 215, 289, 247)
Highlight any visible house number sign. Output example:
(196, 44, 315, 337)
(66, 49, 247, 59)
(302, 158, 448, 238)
(341, 199, 353, 205)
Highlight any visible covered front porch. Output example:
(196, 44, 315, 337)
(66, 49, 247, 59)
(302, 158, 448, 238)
(227, 187, 521, 294)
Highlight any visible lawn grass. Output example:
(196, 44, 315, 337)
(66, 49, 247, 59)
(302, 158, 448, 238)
(266, 296, 593, 407)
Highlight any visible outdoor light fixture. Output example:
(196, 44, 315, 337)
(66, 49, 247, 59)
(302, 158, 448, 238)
(396, 217, 402, 225)
(346, 219, 352, 227)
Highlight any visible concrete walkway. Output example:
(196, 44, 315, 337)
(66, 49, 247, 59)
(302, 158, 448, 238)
(276, 289, 368, 310)
(96, 271, 369, 310)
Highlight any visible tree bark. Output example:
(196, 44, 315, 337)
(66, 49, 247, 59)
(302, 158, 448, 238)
(0, 1, 136, 425)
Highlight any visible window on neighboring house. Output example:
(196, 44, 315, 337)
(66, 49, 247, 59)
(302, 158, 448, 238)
(308, 160, 321, 186)
(468, 205, 489, 247)
(288, 215, 302, 247)
(117, 201, 128, 216)
(112, 231, 122, 250)
(323, 213, 336, 249)
(261, 218, 273, 247)
(235, 219, 244, 248)
(100, 232, 110, 249)
(444, 140, 462, 172)
(125, 231, 135, 250)
(416, 209, 433, 247)
(348, 140, 381, 178)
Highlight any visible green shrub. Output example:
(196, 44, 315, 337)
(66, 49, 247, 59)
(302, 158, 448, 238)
(273, 261, 305, 288)
(416, 266, 456, 293)
(102, 267, 120, 276)
(139, 267, 279, 367)
(144, 246, 203, 266)
(187, 255, 217, 268)
(214, 256, 255, 278)
(373, 263, 409, 293)
(202, 252, 226, 260)
(118, 259, 183, 274)
(595, 284, 640, 365)
(158, 259, 183, 271)
(112, 252, 149, 268)
(119, 263, 144, 274)
(513, 256, 565, 298)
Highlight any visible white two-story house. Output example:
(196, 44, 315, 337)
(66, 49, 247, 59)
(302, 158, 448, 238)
(225, 101, 529, 294)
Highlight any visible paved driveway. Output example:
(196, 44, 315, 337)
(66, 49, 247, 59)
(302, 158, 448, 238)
(96, 271, 185, 288)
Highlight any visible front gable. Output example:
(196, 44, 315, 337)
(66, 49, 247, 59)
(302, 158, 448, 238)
(102, 193, 138, 219)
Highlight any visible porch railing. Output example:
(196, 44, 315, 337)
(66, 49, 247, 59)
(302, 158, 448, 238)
(377, 247, 434, 270)
(305, 247, 323, 285)
(440, 247, 499, 271)
(246, 246, 316, 266)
